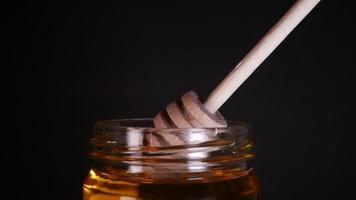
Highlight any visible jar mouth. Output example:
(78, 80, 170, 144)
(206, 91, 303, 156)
(92, 118, 251, 148)
(94, 118, 250, 132)
(91, 118, 253, 159)
(90, 118, 254, 183)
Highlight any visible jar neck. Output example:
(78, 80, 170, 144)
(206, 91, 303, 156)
(89, 119, 254, 183)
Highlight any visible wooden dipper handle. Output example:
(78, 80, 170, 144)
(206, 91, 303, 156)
(204, 0, 321, 113)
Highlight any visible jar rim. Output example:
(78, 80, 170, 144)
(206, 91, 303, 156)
(91, 118, 252, 152)
(89, 118, 254, 182)
(94, 118, 251, 132)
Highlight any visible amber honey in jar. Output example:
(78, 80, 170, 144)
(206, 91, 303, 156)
(83, 119, 260, 200)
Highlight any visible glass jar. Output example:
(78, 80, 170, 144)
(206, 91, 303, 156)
(83, 118, 260, 200)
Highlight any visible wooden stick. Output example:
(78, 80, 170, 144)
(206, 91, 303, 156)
(204, 0, 321, 113)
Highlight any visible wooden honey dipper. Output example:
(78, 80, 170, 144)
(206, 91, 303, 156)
(153, 0, 320, 132)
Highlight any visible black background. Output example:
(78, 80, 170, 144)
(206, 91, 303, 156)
(14, 0, 356, 199)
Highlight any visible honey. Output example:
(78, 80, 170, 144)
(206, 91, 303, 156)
(83, 168, 259, 200)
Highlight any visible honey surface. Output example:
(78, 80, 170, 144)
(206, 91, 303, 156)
(83, 169, 260, 200)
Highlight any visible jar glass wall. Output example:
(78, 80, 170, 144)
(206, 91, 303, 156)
(83, 118, 260, 200)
